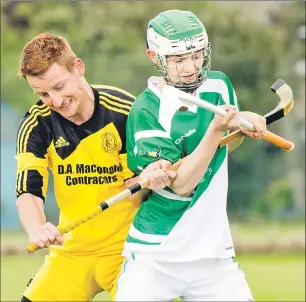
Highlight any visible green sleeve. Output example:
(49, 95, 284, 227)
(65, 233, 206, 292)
(126, 96, 182, 175)
(222, 73, 241, 111)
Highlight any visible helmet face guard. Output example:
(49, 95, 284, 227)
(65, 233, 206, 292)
(155, 43, 211, 93)
(147, 10, 211, 93)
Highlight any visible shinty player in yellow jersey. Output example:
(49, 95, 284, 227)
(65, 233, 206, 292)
(15, 33, 176, 302)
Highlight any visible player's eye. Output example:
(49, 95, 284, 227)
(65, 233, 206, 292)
(54, 84, 64, 91)
(175, 57, 183, 63)
(194, 50, 203, 58)
(56, 84, 64, 90)
(38, 92, 49, 97)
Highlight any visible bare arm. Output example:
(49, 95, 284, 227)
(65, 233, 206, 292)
(125, 159, 177, 207)
(16, 193, 46, 235)
(170, 107, 266, 196)
(16, 193, 63, 248)
(170, 125, 225, 196)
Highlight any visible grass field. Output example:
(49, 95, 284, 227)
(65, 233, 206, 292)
(1, 252, 305, 301)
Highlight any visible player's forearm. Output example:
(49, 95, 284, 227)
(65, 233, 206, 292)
(16, 193, 46, 236)
(171, 126, 225, 196)
(125, 177, 150, 207)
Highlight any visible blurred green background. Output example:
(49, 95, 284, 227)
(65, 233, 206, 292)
(1, 1, 305, 301)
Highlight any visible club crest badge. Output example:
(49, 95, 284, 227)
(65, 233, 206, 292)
(101, 132, 117, 153)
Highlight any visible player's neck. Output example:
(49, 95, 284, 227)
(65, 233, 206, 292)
(70, 83, 95, 125)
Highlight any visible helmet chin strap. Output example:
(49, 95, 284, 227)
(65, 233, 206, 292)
(171, 71, 207, 94)
(173, 81, 201, 94)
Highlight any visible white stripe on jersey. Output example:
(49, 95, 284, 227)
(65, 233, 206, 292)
(135, 130, 171, 142)
(154, 188, 192, 201)
(129, 224, 166, 243)
(196, 79, 230, 104)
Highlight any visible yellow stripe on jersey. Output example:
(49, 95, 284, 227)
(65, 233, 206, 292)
(99, 91, 133, 106)
(22, 170, 28, 193)
(17, 103, 47, 153)
(15, 152, 49, 197)
(99, 100, 129, 116)
(16, 171, 27, 196)
(29, 103, 46, 113)
(17, 105, 51, 154)
(16, 172, 24, 195)
(17, 104, 50, 154)
(99, 95, 132, 111)
(91, 84, 136, 99)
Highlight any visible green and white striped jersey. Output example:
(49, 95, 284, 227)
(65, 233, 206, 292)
(124, 71, 240, 262)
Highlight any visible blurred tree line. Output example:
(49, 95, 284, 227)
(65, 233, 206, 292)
(1, 1, 305, 222)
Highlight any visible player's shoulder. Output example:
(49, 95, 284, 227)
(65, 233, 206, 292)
(131, 88, 159, 114)
(207, 70, 231, 83)
(202, 70, 235, 93)
(92, 84, 135, 116)
(18, 100, 51, 133)
(16, 100, 52, 154)
(92, 84, 135, 102)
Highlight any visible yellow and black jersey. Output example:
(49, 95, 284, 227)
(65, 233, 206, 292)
(15, 85, 138, 255)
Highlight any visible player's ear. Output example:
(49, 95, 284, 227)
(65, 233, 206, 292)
(74, 58, 85, 77)
(146, 49, 158, 65)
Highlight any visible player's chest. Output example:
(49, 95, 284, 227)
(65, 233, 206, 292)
(171, 108, 215, 156)
(49, 122, 122, 167)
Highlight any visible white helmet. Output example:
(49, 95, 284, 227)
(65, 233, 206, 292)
(147, 10, 211, 93)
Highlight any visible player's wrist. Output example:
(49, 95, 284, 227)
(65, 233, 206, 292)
(207, 122, 227, 137)
(125, 175, 140, 188)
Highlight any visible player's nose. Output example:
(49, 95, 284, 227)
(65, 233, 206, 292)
(49, 92, 63, 108)
(183, 60, 197, 74)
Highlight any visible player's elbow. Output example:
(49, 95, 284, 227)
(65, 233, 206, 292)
(16, 193, 30, 207)
(16, 193, 44, 210)
(171, 185, 194, 197)
(16, 194, 25, 209)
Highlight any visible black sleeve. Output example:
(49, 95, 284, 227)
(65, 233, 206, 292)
(15, 107, 51, 201)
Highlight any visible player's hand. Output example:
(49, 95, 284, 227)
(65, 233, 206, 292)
(28, 222, 63, 249)
(237, 111, 266, 139)
(210, 104, 241, 132)
(139, 159, 177, 190)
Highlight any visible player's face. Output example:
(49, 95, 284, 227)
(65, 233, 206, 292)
(165, 50, 204, 85)
(27, 60, 86, 120)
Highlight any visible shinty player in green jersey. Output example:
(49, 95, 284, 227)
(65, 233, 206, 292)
(115, 9, 266, 301)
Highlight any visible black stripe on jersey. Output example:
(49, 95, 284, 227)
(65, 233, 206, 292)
(99, 95, 131, 111)
(93, 85, 135, 102)
(16, 171, 25, 197)
(99, 98, 130, 115)
(16, 173, 22, 195)
(92, 84, 134, 115)
(103, 88, 135, 103)
(16, 170, 45, 201)
(17, 105, 51, 154)
(99, 91, 133, 108)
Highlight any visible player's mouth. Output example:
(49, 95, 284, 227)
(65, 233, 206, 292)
(182, 73, 197, 82)
(60, 99, 72, 110)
